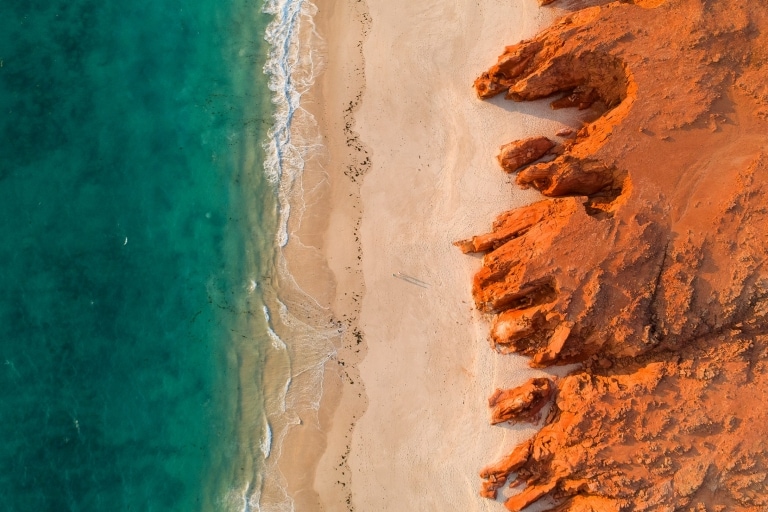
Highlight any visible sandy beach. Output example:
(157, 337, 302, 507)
(265, 0, 768, 509)
(274, 0, 586, 510)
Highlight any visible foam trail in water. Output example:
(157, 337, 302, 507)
(262, 0, 324, 248)
(262, 305, 287, 350)
(256, 1, 339, 511)
(261, 418, 273, 458)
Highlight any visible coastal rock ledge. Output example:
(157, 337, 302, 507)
(497, 136, 556, 173)
(459, 0, 768, 510)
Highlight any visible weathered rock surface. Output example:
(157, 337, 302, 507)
(480, 338, 768, 511)
(479, 439, 532, 499)
(488, 377, 553, 425)
(459, 0, 768, 510)
(497, 136, 555, 173)
(516, 155, 622, 198)
(454, 198, 565, 254)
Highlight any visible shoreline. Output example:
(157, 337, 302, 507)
(270, 0, 588, 509)
(263, 0, 371, 509)
(265, 0, 768, 510)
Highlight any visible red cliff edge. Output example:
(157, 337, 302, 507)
(458, 0, 768, 510)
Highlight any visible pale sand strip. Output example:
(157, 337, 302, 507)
(343, 1, 586, 510)
(280, 0, 587, 510)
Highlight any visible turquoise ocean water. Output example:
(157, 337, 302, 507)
(0, 0, 303, 509)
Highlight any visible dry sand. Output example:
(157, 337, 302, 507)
(281, 0, 588, 510)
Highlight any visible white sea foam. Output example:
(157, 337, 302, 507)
(262, 0, 324, 248)
(253, 1, 338, 511)
(261, 418, 273, 458)
(225, 482, 258, 512)
(280, 374, 292, 414)
(262, 305, 287, 350)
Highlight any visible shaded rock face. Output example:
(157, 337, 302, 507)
(497, 136, 555, 173)
(458, 0, 768, 510)
(488, 377, 553, 425)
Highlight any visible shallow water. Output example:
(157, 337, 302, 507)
(0, 1, 276, 510)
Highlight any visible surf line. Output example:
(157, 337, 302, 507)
(392, 272, 429, 288)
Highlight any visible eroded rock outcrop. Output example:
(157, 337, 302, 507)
(488, 377, 553, 425)
(515, 155, 622, 198)
(459, 0, 768, 510)
(497, 136, 555, 173)
(480, 336, 768, 511)
(454, 198, 567, 254)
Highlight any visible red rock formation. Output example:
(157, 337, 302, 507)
(497, 136, 555, 173)
(479, 439, 533, 499)
(488, 377, 553, 425)
(480, 336, 768, 511)
(454, 198, 565, 254)
(550, 86, 601, 110)
(459, 0, 768, 510)
(515, 155, 622, 198)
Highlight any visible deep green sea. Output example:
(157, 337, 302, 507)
(0, 0, 281, 510)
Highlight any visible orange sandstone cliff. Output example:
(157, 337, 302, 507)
(458, 0, 768, 510)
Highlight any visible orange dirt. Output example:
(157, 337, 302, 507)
(460, 0, 768, 510)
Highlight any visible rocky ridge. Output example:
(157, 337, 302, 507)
(458, 0, 768, 510)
